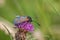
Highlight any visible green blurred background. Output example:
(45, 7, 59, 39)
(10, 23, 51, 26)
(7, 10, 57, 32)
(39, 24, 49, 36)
(0, 0, 60, 40)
